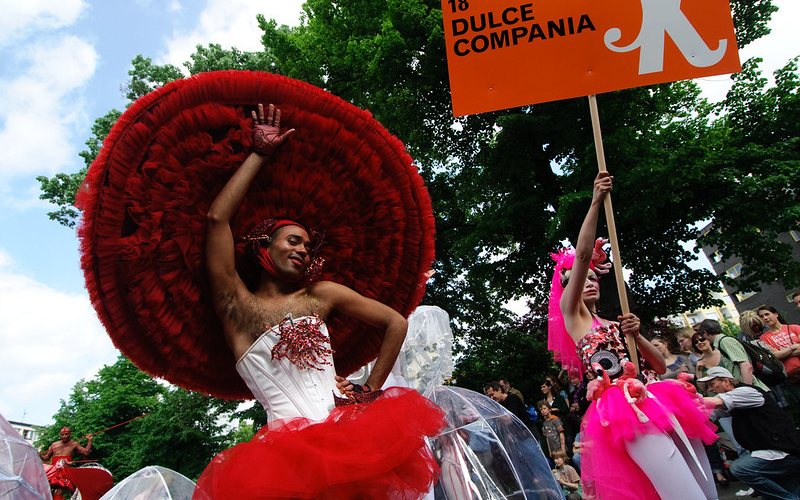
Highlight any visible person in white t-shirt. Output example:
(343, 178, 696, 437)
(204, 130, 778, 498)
(701, 366, 800, 500)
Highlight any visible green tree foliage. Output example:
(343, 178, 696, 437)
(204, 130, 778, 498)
(36, 171, 87, 228)
(124, 55, 183, 102)
(730, 0, 778, 47)
(453, 302, 554, 400)
(36, 356, 240, 481)
(128, 389, 239, 479)
(36, 110, 121, 227)
(700, 57, 800, 293)
(185, 43, 277, 74)
(35, 1, 794, 393)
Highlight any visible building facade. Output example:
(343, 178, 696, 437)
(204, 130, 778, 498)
(700, 227, 800, 325)
(9, 420, 42, 447)
(673, 288, 740, 328)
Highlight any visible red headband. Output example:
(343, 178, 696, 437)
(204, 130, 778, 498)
(244, 219, 307, 243)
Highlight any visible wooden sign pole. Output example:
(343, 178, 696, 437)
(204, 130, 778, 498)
(587, 94, 640, 372)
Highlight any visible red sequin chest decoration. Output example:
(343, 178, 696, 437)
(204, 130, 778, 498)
(271, 315, 334, 370)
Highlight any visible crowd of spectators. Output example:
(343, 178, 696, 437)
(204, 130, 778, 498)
(482, 297, 800, 499)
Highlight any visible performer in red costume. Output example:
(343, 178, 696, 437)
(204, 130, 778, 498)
(42, 427, 93, 500)
(548, 172, 719, 499)
(193, 103, 444, 499)
(78, 71, 442, 498)
(78, 70, 437, 399)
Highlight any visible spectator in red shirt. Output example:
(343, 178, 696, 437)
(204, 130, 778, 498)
(758, 306, 800, 382)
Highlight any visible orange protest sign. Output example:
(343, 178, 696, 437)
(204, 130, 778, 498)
(441, 0, 741, 116)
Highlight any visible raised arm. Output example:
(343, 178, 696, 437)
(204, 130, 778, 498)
(205, 104, 295, 318)
(75, 435, 93, 456)
(312, 281, 407, 392)
(560, 172, 612, 324)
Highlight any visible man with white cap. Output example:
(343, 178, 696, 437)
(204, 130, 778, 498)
(701, 366, 800, 499)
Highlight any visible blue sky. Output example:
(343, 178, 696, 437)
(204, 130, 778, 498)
(0, 0, 304, 426)
(0, 0, 797, 426)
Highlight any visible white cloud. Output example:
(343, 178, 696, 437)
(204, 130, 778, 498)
(0, 180, 52, 214)
(0, 248, 12, 267)
(158, 0, 305, 67)
(0, 248, 118, 425)
(0, 35, 97, 184)
(0, 0, 86, 46)
(697, 0, 799, 102)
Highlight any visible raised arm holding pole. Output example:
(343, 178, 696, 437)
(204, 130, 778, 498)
(587, 93, 639, 372)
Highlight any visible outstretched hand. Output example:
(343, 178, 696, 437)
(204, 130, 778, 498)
(251, 103, 296, 156)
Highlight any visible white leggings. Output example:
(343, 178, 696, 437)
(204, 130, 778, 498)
(625, 432, 717, 500)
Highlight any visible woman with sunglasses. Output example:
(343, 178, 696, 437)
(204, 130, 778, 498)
(693, 333, 728, 392)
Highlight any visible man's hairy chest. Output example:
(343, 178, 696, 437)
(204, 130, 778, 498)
(234, 294, 325, 341)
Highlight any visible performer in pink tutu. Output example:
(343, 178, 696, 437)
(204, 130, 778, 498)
(548, 171, 719, 499)
(192, 103, 444, 499)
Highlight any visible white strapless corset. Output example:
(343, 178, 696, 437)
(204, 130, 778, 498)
(236, 316, 337, 422)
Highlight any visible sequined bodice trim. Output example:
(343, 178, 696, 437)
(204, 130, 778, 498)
(271, 314, 334, 370)
(576, 320, 630, 378)
(236, 316, 337, 422)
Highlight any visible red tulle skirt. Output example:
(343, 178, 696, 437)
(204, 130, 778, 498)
(194, 388, 445, 499)
(580, 380, 717, 499)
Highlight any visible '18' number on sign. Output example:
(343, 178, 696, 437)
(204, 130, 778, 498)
(447, 0, 469, 12)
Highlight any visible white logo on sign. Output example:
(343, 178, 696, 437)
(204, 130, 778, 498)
(604, 0, 728, 74)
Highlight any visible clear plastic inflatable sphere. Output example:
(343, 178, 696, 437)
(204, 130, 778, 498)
(428, 386, 563, 499)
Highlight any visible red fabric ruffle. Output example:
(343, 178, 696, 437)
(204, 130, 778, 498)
(77, 71, 436, 398)
(44, 457, 74, 490)
(193, 387, 445, 499)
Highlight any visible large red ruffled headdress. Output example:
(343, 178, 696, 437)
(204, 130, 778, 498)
(77, 71, 435, 399)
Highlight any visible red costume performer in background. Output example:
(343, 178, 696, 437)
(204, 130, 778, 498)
(42, 427, 93, 499)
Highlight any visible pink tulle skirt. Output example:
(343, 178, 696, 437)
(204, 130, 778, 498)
(194, 387, 445, 499)
(580, 380, 717, 499)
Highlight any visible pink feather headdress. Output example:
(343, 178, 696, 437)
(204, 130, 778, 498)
(547, 239, 609, 377)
